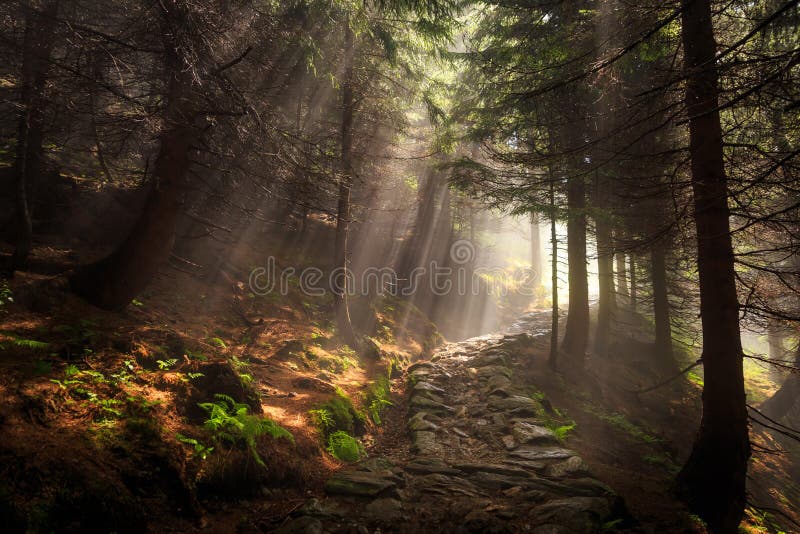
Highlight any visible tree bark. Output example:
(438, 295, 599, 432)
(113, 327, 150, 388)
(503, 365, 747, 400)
(530, 212, 542, 289)
(562, 172, 589, 365)
(549, 176, 559, 370)
(651, 242, 674, 369)
(397, 167, 438, 281)
(333, 19, 360, 349)
(630, 254, 637, 312)
(675, 1, 750, 530)
(70, 6, 197, 310)
(616, 250, 629, 299)
(594, 213, 615, 355)
(9, 0, 59, 271)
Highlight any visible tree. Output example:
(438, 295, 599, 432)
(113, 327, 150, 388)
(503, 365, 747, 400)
(7, 0, 60, 272)
(70, 0, 214, 310)
(675, 0, 751, 530)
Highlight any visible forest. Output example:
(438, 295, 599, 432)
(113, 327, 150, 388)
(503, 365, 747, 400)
(0, 0, 799, 532)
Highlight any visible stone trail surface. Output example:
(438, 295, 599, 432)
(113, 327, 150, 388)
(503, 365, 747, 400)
(276, 311, 623, 533)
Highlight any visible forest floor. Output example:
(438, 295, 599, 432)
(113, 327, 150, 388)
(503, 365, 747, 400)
(0, 244, 798, 532)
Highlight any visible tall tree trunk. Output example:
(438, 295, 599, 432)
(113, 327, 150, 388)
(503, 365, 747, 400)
(594, 214, 615, 355)
(530, 212, 542, 289)
(675, 0, 750, 530)
(562, 172, 589, 365)
(333, 19, 359, 349)
(397, 167, 438, 281)
(651, 242, 674, 369)
(549, 176, 559, 370)
(9, 0, 59, 271)
(630, 254, 637, 312)
(616, 250, 629, 300)
(70, 9, 197, 310)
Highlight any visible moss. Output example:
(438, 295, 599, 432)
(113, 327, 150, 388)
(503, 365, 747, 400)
(326, 431, 364, 462)
(310, 388, 366, 437)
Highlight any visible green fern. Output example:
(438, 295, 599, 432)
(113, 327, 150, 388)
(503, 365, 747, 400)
(199, 394, 292, 467)
(156, 358, 177, 370)
(1, 333, 50, 352)
(365, 376, 393, 426)
(176, 433, 214, 460)
(309, 408, 335, 432)
(552, 422, 576, 442)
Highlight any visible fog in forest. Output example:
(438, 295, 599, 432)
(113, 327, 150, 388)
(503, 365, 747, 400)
(0, 1, 799, 533)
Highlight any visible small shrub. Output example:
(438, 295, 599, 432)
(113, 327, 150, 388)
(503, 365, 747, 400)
(364, 376, 393, 425)
(176, 433, 214, 460)
(326, 431, 364, 462)
(0, 332, 50, 352)
(552, 422, 576, 442)
(199, 394, 293, 467)
(156, 358, 177, 370)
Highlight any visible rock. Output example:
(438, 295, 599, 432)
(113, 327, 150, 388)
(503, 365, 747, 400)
(363, 498, 403, 521)
(503, 458, 546, 471)
(413, 381, 445, 394)
(469, 353, 509, 368)
(512, 422, 556, 445)
(408, 361, 435, 373)
(412, 431, 441, 455)
(488, 395, 540, 416)
(413, 473, 484, 498)
(509, 446, 574, 461)
(452, 427, 469, 438)
(485, 374, 512, 392)
(470, 365, 513, 380)
(408, 411, 438, 432)
(406, 457, 462, 475)
(409, 395, 454, 414)
(412, 389, 445, 404)
(565, 477, 615, 496)
(296, 498, 346, 519)
(468, 471, 533, 490)
(454, 463, 532, 478)
(501, 435, 517, 450)
(325, 471, 396, 498)
(544, 456, 590, 478)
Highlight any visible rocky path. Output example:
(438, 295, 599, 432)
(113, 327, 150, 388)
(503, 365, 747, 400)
(276, 311, 623, 533)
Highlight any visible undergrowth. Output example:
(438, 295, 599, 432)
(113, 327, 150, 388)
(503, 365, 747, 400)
(309, 387, 366, 462)
(326, 430, 365, 462)
(199, 394, 293, 467)
(364, 375, 393, 425)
